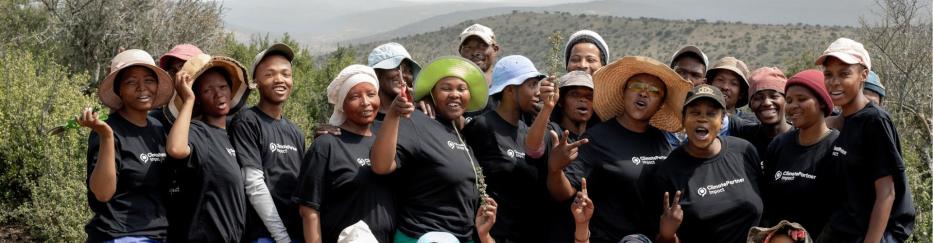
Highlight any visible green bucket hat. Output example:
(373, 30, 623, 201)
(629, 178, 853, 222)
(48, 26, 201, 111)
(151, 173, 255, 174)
(413, 56, 488, 112)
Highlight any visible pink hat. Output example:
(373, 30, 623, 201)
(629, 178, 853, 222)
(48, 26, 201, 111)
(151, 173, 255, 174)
(159, 44, 204, 69)
(748, 67, 788, 101)
(815, 38, 871, 70)
(99, 49, 174, 110)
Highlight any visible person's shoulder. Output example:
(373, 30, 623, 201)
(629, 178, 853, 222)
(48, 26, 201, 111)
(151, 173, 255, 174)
(723, 135, 755, 151)
(231, 106, 260, 123)
(310, 133, 340, 150)
(464, 111, 493, 131)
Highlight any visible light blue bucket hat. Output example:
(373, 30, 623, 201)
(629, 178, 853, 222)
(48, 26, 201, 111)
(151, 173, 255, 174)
(367, 42, 422, 78)
(864, 70, 885, 97)
(489, 55, 546, 95)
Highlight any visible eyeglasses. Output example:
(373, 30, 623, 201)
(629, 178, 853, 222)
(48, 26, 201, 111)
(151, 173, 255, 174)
(626, 81, 665, 97)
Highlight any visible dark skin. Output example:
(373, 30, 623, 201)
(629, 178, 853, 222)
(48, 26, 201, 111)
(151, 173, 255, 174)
(162, 56, 186, 79)
(459, 36, 499, 84)
(672, 57, 706, 86)
(749, 89, 791, 138)
(566, 42, 603, 75)
(822, 57, 892, 243)
(80, 66, 160, 202)
(167, 70, 233, 160)
(254, 54, 293, 119)
(496, 78, 541, 126)
(710, 71, 744, 115)
(558, 87, 594, 137)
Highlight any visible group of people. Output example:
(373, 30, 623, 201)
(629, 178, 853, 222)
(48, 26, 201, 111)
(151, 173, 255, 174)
(77, 23, 916, 243)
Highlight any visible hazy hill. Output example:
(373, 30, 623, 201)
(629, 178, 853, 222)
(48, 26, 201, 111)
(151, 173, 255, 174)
(344, 11, 858, 72)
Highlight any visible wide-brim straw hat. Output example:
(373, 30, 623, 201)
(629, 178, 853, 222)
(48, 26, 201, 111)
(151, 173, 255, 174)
(164, 54, 250, 124)
(99, 49, 174, 110)
(413, 56, 488, 112)
(592, 56, 692, 132)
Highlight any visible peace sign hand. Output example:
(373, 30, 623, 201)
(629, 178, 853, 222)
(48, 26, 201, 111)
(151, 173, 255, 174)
(548, 130, 589, 172)
(659, 190, 683, 240)
(572, 177, 594, 225)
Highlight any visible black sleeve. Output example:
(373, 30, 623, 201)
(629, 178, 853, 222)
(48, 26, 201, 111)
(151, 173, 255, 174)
(742, 140, 763, 194)
(229, 115, 262, 169)
(293, 136, 332, 210)
(86, 131, 122, 181)
(183, 123, 205, 169)
(864, 116, 903, 180)
(565, 144, 593, 190)
(394, 117, 420, 169)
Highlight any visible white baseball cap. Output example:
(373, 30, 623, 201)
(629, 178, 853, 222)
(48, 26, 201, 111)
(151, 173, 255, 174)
(459, 24, 496, 47)
(815, 38, 871, 70)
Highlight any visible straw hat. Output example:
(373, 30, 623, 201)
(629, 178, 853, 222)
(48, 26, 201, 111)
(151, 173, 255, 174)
(99, 49, 174, 110)
(413, 56, 488, 112)
(592, 56, 692, 132)
(164, 54, 250, 124)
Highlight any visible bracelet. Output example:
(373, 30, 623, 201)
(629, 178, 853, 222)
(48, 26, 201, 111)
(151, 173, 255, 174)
(575, 230, 590, 242)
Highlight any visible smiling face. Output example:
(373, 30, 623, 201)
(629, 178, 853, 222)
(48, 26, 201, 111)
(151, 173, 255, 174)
(684, 99, 724, 151)
(255, 54, 293, 105)
(431, 77, 472, 120)
(459, 37, 498, 72)
(375, 61, 414, 98)
(117, 66, 159, 113)
(343, 82, 380, 127)
(622, 73, 666, 122)
(710, 70, 743, 110)
(560, 86, 594, 123)
(195, 70, 233, 117)
(749, 89, 786, 125)
(823, 57, 868, 108)
(785, 85, 824, 130)
(567, 42, 603, 75)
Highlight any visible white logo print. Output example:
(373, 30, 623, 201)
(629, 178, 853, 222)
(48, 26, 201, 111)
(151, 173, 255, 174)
(138, 152, 166, 164)
(832, 146, 848, 157)
(226, 148, 236, 157)
(506, 149, 525, 159)
(774, 171, 783, 181)
(356, 158, 371, 166)
(630, 155, 665, 166)
(696, 178, 746, 197)
(775, 170, 817, 182)
(446, 141, 469, 152)
(269, 143, 298, 154)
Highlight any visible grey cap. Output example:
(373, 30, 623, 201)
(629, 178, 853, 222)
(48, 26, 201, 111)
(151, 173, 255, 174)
(557, 70, 594, 90)
(250, 43, 295, 88)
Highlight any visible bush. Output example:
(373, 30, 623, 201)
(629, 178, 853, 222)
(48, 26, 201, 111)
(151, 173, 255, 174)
(0, 48, 96, 241)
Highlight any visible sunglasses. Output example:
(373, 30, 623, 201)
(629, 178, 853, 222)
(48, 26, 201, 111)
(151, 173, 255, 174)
(626, 81, 665, 97)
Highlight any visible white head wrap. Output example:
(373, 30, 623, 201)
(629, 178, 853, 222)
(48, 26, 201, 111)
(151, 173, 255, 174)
(327, 64, 379, 126)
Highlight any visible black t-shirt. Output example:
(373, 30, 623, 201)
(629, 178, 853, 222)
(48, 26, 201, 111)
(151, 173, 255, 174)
(736, 110, 759, 125)
(651, 136, 763, 243)
(393, 111, 479, 242)
(229, 106, 307, 241)
(462, 111, 553, 242)
(168, 120, 246, 242)
(85, 113, 169, 242)
(733, 122, 790, 159)
(762, 129, 838, 238)
(293, 131, 395, 243)
(566, 120, 672, 242)
(826, 103, 915, 240)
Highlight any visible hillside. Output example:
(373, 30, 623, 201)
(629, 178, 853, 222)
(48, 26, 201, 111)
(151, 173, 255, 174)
(343, 11, 858, 72)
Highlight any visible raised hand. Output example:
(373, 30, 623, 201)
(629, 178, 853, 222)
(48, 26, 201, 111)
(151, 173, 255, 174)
(539, 76, 559, 110)
(77, 107, 110, 133)
(417, 100, 436, 119)
(572, 177, 594, 225)
(475, 196, 498, 239)
(548, 130, 589, 172)
(175, 71, 195, 102)
(391, 85, 415, 118)
(659, 190, 683, 240)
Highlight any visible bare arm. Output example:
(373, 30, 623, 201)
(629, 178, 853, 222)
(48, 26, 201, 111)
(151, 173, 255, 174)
(166, 72, 194, 159)
(81, 108, 117, 202)
(299, 205, 322, 243)
(371, 91, 413, 175)
(546, 130, 587, 201)
(864, 176, 895, 243)
(526, 76, 558, 158)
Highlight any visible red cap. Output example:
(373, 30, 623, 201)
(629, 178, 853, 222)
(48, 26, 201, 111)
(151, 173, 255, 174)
(159, 44, 204, 69)
(785, 70, 833, 116)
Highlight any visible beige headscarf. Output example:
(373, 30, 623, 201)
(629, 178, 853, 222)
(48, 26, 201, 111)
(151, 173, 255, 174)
(327, 64, 379, 126)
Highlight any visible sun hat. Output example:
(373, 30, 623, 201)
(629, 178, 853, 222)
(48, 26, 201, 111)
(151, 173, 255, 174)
(670, 45, 709, 69)
(706, 57, 751, 107)
(815, 37, 871, 70)
(746, 220, 814, 243)
(558, 70, 594, 90)
(250, 43, 295, 88)
(158, 44, 204, 70)
(413, 56, 488, 112)
(785, 69, 833, 117)
(164, 54, 251, 124)
(489, 55, 546, 95)
(593, 56, 693, 132)
(684, 84, 727, 110)
(864, 70, 885, 97)
(459, 24, 496, 47)
(337, 221, 378, 243)
(368, 42, 422, 78)
(327, 64, 379, 126)
(564, 30, 610, 67)
(748, 67, 788, 101)
(99, 49, 174, 110)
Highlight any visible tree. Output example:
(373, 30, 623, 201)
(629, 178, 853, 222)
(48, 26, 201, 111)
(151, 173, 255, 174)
(858, 0, 933, 241)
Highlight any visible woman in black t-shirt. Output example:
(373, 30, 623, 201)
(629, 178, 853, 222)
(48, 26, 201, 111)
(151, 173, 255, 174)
(164, 55, 249, 242)
(733, 67, 791, 155)
(761, 69, 838, 238)
(80, 49, 175, 242)
(371, 56, 496, 243)
(652, 84, 763, 243)
(293, 65, 396, 243)
(816, 38, 915, 242)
